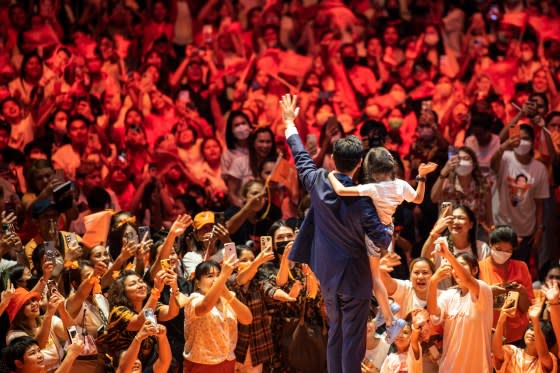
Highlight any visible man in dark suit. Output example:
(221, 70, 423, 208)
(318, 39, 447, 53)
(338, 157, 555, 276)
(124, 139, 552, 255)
(280, 94, 393, 373)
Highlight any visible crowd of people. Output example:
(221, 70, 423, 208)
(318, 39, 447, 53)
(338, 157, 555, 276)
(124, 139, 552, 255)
(0, 0, 559, 372)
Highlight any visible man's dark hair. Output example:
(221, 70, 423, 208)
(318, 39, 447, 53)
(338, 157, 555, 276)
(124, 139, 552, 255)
(86, 187, 111, 211)
(66, 114, 91, 132)
(332, 135, 363, 172)
(0, 121, 11, 135)
(469, 111, 494, 130)
(2, 336, 39, 371)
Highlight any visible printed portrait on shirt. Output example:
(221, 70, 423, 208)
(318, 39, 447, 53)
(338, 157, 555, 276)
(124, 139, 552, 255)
(507, 173, 531, 207)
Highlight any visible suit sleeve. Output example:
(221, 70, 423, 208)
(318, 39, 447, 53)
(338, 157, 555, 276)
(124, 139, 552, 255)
(287, 133, 321, 193)
(360, 200, 392, 252)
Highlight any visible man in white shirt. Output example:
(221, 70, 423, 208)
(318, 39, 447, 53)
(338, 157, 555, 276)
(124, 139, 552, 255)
(491, 124, 549, 264)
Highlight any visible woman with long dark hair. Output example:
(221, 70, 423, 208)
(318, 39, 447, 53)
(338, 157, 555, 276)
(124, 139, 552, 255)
(431, 146, 493, 232)
(421, 204, 490, 270)
(95, 269, 179, 367)
(224, 126, 277, 207)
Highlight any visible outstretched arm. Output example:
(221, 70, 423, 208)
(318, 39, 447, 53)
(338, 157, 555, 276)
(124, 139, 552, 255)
(412, 162, 438, 204)
(529, 299, 554, 371)
(280, 94, 320, 192)
(327, 171, 362, 196)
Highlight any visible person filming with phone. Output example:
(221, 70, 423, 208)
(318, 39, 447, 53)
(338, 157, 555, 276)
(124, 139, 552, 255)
(183, 257, 252, 372)
(479, 225, 534, 344)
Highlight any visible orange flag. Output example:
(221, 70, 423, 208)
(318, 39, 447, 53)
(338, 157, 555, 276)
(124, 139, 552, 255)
(529, 16, 560, 41)
(502, 12, 528, 29)
(268, 157, 299, 198)
(82, 210, 114, 248)
(483, 59, 519, 101)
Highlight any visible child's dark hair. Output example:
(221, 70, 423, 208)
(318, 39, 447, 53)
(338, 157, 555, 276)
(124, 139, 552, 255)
(363, 147, 396, 182)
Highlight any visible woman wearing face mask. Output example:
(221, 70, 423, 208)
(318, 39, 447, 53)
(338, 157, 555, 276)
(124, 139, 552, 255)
(225, 127, 278, 208)
(263, 221, 324, 373)
(431, 77, 454, 120)
(491, 124, 549, 265)
(221, 111, 254, 206)
(431, 147, 493, 232)
(516, 41, 541, 84)
(479, 226, 534, 344)
(421, 25, 446, 69)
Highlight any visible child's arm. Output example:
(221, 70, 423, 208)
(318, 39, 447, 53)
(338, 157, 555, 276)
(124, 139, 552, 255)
(328, 171, 362, 196)
(529, 298, 554, 371)
(492, 307, 512, 367)
(412, 162, 438, 204)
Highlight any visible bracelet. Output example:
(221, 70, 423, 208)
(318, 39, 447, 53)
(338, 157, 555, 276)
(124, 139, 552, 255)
(438, 173, 449, 179)
(416, 176, 426, 183)
(429, 231, 440, 239)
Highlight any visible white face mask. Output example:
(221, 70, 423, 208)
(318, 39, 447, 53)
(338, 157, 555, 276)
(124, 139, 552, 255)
(455, 160, 473, 176)
(514, 139, 532, 156)
(232, 124, 251, 141)
(491, 249, 512, 265)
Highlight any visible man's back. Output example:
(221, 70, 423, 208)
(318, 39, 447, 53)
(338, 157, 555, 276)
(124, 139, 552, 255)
(287, 134, 390, 299)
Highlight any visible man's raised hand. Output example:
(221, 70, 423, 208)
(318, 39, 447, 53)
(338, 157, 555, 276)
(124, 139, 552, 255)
(280, 94, 300, 124)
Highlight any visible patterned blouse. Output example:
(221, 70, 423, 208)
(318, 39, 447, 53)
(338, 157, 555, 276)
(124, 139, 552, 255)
(95, 304, 162, 364)
(183, 292, 238, 365)
(439, 176, 490, 225)
(229, 272, 275, 366)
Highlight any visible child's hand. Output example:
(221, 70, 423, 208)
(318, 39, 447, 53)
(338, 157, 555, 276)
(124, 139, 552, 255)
(418, 162, 438, 177)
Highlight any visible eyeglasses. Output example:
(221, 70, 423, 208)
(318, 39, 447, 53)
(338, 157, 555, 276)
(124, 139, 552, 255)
(547, 275, 560, 280)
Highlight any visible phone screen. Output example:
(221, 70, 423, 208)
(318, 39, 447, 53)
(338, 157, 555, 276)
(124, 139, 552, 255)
(138, 226, 151, 242)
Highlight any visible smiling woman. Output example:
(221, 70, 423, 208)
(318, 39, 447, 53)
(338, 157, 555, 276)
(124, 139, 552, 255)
(95, 269, 179, 367)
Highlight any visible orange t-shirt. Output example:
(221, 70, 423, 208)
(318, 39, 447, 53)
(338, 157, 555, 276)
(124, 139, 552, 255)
(479, 257, 534, 343)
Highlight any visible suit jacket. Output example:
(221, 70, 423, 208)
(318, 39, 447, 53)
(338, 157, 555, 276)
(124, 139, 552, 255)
(287, 133, 391, 300)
